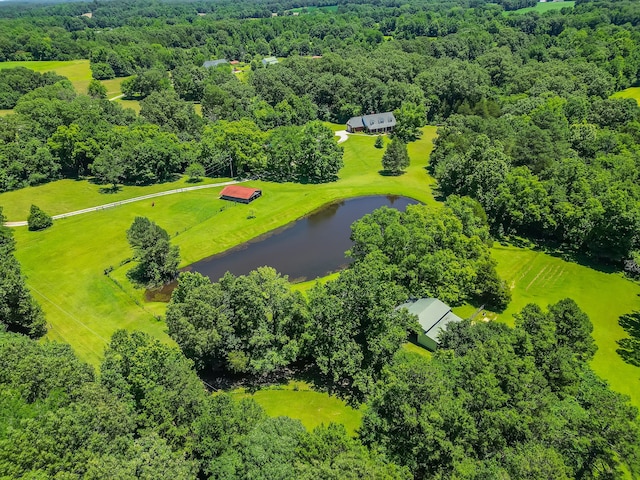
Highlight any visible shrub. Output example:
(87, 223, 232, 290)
(186, 162, 205, 182)
(27, 205, 53, 231)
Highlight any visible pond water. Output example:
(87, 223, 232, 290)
(187, 195, 419, 283)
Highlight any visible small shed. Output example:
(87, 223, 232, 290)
(220, 185, 262, 203)
(262, 56, 279, 66)
(346, 112, 396, 134)
(398, 298, 462, 350)
(203, 59, 228, 68)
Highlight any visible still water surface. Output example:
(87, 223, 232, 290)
(188, 195, 418, 283)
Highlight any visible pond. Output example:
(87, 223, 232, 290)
(187, 195, 418, 283)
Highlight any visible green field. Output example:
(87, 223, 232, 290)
(5, 127, 437, 365)
(492, 245, 640, 406)
(287, 5, 338, 13)
(506, 1, 575, 15)
(0, 59, 93, 94)
(612, 86, 640, 105)
(232, 381, 363, 435)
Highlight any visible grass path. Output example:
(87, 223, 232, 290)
(0, 176, 234, 221)
(8, 128, 438, 365)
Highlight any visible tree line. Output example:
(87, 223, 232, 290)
(0, 74, 344, 192)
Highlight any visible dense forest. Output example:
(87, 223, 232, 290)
(2, 0, 640, 477)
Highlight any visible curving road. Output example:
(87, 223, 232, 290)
(4, 180, 244, 227)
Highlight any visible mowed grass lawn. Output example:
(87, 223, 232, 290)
(7, 127, 438, 365)
(493, 245, 640, 406)
(232, 382, 363, 435)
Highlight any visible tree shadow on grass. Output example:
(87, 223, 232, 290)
(98, 185, 122, 194)
(378, 169, 405, 176)
(617, 310, 640, 367)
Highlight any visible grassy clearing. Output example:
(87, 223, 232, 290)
(101, 76, 132, 99)
(612, 86, 640, 105)
(0, 109, 12, 117)
(505, 1, 575, 15)
(0, 60, 92, 94)
(492, 245, 640, 406)
(115, 98, 141, 113)
(8, 127, 437, 365)
(232, 381, 363, 435)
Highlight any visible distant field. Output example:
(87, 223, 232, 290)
(506, 1, 575, 14)
(287, 5, 338, 13)
(0, 59, 92, 94)
(232, 381, 363, 435)
(493, 245, 640, 406)
(612, 86, 640, 105)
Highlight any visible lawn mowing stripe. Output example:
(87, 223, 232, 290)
(538, 263, 561, 289)
(514, 255, 536, 283)
(525, 263, 549, 291)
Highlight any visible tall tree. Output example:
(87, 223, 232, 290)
(381, 137, 410, 175)
(125, 217, 180, 289)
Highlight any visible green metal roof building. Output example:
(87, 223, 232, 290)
(399, 298, 462, 350)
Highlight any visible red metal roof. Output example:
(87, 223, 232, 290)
(220, 185, 261, 200)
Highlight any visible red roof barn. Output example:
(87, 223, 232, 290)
(220, 185, 262, 203)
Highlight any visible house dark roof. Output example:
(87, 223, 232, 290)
(399, 298, 462, 345)
(203, 59, 228, 68)
(347, 112, 396, 130)
(220, 185, 261, 201)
